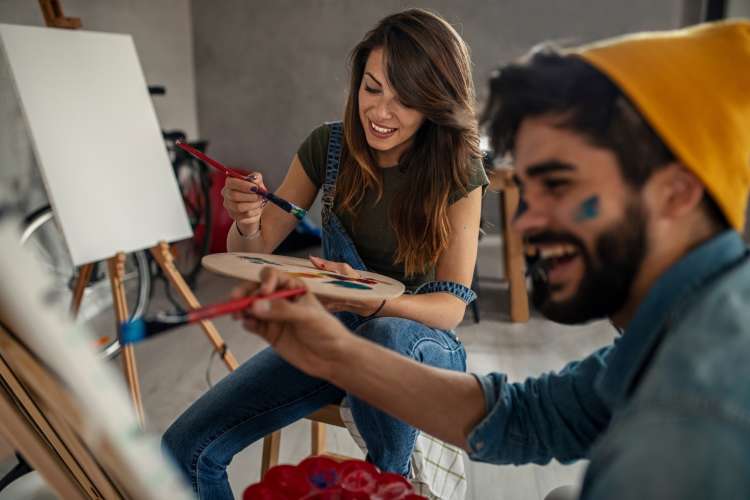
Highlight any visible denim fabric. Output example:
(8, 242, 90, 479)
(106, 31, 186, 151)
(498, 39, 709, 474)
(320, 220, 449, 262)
(467, 230, 750, 499)
(162, 122, 467, 499)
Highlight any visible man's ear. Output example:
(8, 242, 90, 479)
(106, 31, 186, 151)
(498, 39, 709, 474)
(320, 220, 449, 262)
(646, 163, 705, 221)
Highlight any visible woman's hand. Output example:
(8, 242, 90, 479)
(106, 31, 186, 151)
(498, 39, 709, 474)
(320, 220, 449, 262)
(308, 256, 386, 316)
(308, 255, 359, 277)
(231, 267, 354, 379)
(222, 173, 268, 236)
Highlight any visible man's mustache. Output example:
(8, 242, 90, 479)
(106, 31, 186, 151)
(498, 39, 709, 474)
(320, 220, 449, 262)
(525, 231, 583, 248)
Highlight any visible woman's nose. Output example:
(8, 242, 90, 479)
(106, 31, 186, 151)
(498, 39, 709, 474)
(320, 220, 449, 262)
(373, 97, 394, 120)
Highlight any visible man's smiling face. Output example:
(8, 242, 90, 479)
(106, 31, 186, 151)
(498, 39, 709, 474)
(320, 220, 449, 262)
(512, 114, 650, 324)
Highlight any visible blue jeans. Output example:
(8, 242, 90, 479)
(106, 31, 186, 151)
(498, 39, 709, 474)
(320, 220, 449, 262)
(162, 316, 466, 499)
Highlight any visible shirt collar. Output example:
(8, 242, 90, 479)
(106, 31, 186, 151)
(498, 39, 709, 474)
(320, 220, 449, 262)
(596, 230, 748, 407)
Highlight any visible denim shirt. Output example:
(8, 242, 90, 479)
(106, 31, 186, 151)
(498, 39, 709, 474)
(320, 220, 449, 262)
(468, 230, 750, 499)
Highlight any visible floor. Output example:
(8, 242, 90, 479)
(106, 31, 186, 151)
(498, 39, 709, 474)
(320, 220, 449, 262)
(0, 235, 616, 499)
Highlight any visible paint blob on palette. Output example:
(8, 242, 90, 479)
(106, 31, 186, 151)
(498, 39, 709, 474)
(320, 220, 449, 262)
(202, 252, 405, 301)
(324, 280, 372, 290)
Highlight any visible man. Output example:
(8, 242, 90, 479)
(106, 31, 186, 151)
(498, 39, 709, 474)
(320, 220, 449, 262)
(239, 20, 750, 498)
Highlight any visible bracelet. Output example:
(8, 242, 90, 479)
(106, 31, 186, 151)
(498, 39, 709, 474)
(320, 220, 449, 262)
(235, 222, 261, 240)
(364, 299, 386, 319)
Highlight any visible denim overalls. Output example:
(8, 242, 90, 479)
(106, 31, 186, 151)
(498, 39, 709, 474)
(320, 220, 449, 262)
(163, 122, 472, 499)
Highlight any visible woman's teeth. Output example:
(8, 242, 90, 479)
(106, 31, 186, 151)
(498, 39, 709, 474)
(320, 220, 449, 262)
(370, 121, 396, 134)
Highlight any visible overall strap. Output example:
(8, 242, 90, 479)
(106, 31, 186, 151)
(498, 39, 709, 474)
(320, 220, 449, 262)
(322, 121, 344, 222)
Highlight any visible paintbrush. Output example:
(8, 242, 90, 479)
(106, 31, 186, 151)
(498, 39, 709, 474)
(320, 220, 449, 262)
(119, 287, 306, 344)
(175, 140, 307, 220)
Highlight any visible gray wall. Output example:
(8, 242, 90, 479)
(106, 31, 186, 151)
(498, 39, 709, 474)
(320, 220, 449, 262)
(191, 0, 690, 230)
(0, 0, 198, 211)
(728, 0, 750, 18)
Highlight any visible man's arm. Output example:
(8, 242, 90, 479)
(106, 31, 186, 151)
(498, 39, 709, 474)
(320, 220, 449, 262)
(243, 268, 612, 462)
(326, 334, 487, 449)
(467, 349, 611, 465)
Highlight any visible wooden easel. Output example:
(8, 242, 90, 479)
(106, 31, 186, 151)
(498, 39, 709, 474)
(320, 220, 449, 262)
(38, 0, 81, 29)
(76, 245, 239, 427)
(0, 323, 124, 498)
(0, 320, 194, 499)
(41, 0, 239, 427)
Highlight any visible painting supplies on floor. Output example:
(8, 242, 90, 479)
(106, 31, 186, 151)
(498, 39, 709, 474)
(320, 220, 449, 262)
(119, 287, 306, 344)
(175, 140, 308, 219)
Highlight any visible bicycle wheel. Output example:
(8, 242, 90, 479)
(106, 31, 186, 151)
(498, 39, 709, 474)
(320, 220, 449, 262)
(20, 205, 151, 359)
(172, 154, 212, 286)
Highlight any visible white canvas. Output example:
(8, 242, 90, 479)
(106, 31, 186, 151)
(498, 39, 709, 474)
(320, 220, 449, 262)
(0, 24, 191, 266)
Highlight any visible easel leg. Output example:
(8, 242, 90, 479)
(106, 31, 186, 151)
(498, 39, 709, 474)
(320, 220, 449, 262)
(501, 188, 530, 323)
(149, 242, 239, 371)
(69, 263, 94, 316)
(107, 253, 145, 427)
(0, 385, 87, 500)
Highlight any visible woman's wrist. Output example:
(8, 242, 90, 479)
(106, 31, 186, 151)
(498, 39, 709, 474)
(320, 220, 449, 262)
(364, 299, 387, 319)
(235, 221, 261, 240)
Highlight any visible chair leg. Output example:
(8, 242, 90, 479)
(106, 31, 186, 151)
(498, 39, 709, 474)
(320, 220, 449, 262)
(500, 187, 530, 322)
(260, 431, 281, 477)
(311, 421, 326, 456)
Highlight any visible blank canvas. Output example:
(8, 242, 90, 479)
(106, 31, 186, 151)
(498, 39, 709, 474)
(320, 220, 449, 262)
(0, 24, 191, 265)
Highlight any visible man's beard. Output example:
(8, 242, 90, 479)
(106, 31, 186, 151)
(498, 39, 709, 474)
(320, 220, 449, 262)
(528, 201, 648, 325)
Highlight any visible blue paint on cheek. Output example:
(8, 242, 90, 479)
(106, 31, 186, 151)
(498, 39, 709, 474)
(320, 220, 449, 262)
(514, 197, 528, 220)
(575, 196, 600, 222)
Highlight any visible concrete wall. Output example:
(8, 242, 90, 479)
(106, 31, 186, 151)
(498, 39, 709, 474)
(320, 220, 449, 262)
(191, 0, 689, 229)
(0, 0, 198, 212)
(728, 0, 750, 19)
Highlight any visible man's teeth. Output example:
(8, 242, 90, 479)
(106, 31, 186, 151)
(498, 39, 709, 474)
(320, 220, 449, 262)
(371, 121, 396, 134)
(525, 244, 578, 259)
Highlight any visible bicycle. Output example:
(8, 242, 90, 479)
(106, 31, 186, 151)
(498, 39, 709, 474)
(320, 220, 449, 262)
(149, 85, 213, 288)
(20, 205, 151, 359)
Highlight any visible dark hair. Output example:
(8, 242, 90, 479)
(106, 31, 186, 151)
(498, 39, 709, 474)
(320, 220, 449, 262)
(481, 46, 727, 227)
(339, 8, 480, 276)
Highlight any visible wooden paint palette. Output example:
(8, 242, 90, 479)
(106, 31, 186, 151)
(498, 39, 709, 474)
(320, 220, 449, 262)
(202, 253, 405, 301)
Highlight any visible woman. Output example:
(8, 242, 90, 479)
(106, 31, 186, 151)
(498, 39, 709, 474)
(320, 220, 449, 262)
(163, 9, 487, 498)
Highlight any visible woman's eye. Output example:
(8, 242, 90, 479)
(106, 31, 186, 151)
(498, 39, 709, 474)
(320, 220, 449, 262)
(364, 85, 381, 94)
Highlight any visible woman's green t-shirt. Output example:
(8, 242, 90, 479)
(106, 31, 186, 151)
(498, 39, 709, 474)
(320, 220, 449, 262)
(297, 123, 488, 290)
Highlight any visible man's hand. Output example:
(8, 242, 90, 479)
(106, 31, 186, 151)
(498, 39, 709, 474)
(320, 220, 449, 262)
(232, 267, 355, 380)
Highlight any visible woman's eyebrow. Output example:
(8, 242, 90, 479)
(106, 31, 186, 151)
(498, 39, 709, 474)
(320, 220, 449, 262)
(364, 71, 382, 86)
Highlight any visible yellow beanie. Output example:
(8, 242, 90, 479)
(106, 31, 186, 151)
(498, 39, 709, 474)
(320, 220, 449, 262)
(576, 20, 750, 230)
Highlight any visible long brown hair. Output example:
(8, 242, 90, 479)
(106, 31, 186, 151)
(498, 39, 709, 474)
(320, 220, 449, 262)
(338, 8, 480, 277)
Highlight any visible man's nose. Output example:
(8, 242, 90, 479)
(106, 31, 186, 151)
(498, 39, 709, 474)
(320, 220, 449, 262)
(511, 197, 549, 236)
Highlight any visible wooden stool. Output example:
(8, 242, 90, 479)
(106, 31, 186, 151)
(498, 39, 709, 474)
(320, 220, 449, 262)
(261, 404, 351, 475)
(488, 167, 530, 323)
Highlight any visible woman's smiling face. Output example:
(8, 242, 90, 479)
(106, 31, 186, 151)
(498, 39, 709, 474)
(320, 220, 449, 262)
(358, 47, 426, 167)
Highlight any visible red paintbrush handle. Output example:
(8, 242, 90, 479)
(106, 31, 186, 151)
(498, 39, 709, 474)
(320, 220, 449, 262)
(186, 287, 307, 323)
(175, 140, 249, 179)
